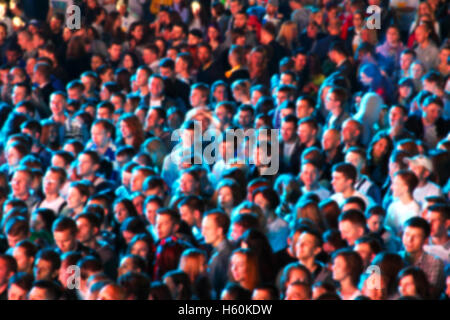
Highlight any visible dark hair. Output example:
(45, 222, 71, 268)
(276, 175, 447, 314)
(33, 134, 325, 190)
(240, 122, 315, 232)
(203, 210, 230, 236)
(339, 209, 366, 229)
(31, 280, 63, 300)
(332, 162, 357, 183)
(221, 282, 252, 300)
(403, 217, 431, 238)
(163, 270, 192, 300)
(332, 248, 364, 286)
(397, 266, 430, 299)
(117, 271, 151, 300)
(149, 281, 173, 300)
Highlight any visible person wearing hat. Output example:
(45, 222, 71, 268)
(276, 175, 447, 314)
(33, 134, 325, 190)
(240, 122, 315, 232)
(406, 155, 443, 208)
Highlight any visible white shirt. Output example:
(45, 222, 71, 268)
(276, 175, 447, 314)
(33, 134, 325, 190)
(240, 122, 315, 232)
(386, 199, 421, 235)
(331, 190, 374, 209)
(413, 182, 443, 208)
(301, 186, 331, 202)
(38, 196, 66, 215)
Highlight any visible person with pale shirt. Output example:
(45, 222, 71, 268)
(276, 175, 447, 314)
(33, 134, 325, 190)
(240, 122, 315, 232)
(386, 170, 421, 236)
(299, 160, 331, 201)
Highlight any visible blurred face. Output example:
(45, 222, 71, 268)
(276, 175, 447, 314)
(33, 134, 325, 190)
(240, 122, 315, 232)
(339, 220, 362, 246)
(77, 154, 97, 178)
(8, 283, 28, 300)
(402, 226, 426, 254)
(201, 215, 222, 246)
(197, 46, 211, 65)
(297, 123, 315, 145)
(54, 230, 77, 253)
(296, 99, 312, 119)
(91, 124, 110, 148)
(398, 85, 412, 99)
(321, 130, 339, 151)
(426, 210, 447, 238)
(398, 275, 417, 297)
(230, 253, 247, 283)
(325, 91, 340, 112)
(34, 258, 54, 281)
(332, 255, 348, 282)
(252, 288, 272, 300)
(389, 106, 406, 127)
(254, 193, 270, 216)
(414, 25, 428, 44)
(281, 121, 296, 142)
(145, 201, 160, 225)
(13, 246, 34, 273)
(109, 44, 121, 61)
(11, 171, 31, 199)
(238, 110, 253, 128)
(6, 146, 21, 167)
(180, 173, 198, 195)
(190, 88, 205, 108)
(12, 85, 28, 105)
(423, 103, 442, 124)
(76, 217, 95, 243)
(295, 232, 319, 260)
(149, 77, 164, 97)
(386, 28, 400, 45)
(400, 53, 413, 70)
(345, 152, 363, 173)
(50, 94, 66, 115)
(118, 257, 139, 278)
(300, 163, 318, 188)
(354, 242, 373, 266)
(28, 287, 50, 300)
(114, 203, 129, 224)
(130, 240, 150, 260)
(287, 269, 308, 287)
(218, 186, 234, 209)
(119, 121, 132, 139)
(155, 214, 176, 240)
(213, 85, 227, 102)
(367, 214, 383, 233)
(285, 284, 310, 300)
(331, 171, 351, 193)
(372, 138, 389, 160)
(411, 63, 424, 79)
(391, 175, 408, 198)
(342, 121, 359, 144)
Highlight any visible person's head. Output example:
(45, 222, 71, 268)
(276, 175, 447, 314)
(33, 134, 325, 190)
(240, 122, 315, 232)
(163, 270, 192, 300)
(179, 168, 201, 196)
(12, 240, 37, 274)
(0, 254, 18, 288)
(279, 262, 312, 295)
(295, 228, 323, 262)
(67, 181, 90, 211)
(190, 83, 209, 108)
(155, 208, 181, 240)
(220, 282, 252, 300)
(402, 217, 430, 255)
(421, 95, 443, 125)
(28, 280, 63, 300)
(332, 249, 364, 287)
(118, 271, 151, 300)
(178, 195, 204, 228)
(338, 209, 366, 246)
(354, 235, 382, 268)
(397, 266, 430, 299)
(75, 212, 101, 245)
(236, 104, 254, 129)
(424, 204, 450, 239)
(321, 128, 341, 152)
(252, 284, 279, 300)
(284, 281, 312, 300)
(33, 249, 60, 281)
(391, 170, 419, 198)
(252, 187, 280, 217)
(7, 272, 33, 300)
(52, 217, 78, 253)
(118, 254, 146, 278)
(325, 86, 347, 113)
(414, 22, 431, 45)
(113, 197, 138, 225)
(359, 271, 389, 300)
(229, 248, 259, 291)
(201, 210, 230, 247)
(5, 216, 29, 248)
(97, 283, 126, 300)
(341, 119, 362, 146)
(76, 151, 101, 179)
(297, 117, 318, 146)
(331, 162, 357, 194)
(179, 248, 207, 284)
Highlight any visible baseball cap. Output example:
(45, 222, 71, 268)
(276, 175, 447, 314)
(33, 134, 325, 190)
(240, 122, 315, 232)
(405, 155, 433, 172)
